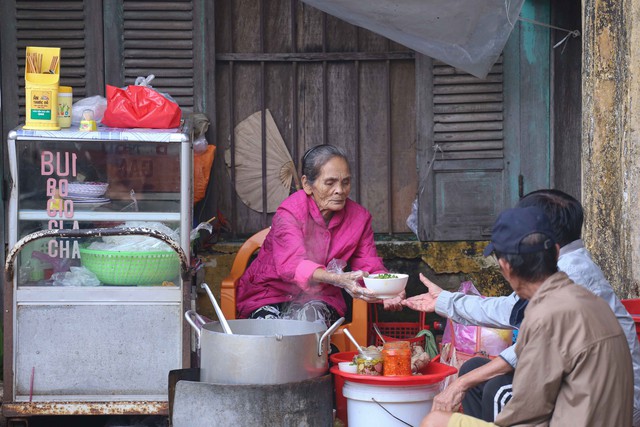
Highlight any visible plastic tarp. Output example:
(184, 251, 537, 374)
(300, 0, 525, 79)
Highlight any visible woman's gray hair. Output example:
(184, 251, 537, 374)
(301, 144, 350, 184)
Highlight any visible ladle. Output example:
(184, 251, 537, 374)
(372, 323, 387, 344)
(201, 283, 233, 334)
(343, 328, 365, 354)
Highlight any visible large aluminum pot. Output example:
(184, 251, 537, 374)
(186, 311, 344, 385)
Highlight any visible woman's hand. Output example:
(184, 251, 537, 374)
(338, 271, 381, 302)
(401, 273, 443, 313)
(314, 269, 381, 302)
(383, 290, 405, 311)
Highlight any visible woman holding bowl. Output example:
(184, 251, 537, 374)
(236, 144, 403, 327)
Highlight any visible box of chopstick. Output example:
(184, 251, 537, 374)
(24, 46, 61, 130)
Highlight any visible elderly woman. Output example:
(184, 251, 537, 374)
(236, 144, 403, 326)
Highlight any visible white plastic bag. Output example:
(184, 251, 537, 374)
(406, 198, 419, 237)
(134, 74, 178, 104)
(193, 135, 209, 154)
(72, 95, 107, 126)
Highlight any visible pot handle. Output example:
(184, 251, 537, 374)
(184, 309, 205, 342)
(318, 317, 345, 356)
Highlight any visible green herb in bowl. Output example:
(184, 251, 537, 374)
(375, 273, 399, 279)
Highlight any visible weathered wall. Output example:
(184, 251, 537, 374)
(582, 0, 640, 297)
(625, 1, 640, 297)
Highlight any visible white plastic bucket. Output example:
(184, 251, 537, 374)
(342, 380, 441, 427)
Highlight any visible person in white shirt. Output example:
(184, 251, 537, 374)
(403, 189, 640, 426)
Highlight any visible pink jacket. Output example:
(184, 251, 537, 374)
(236, 190, 386, 318)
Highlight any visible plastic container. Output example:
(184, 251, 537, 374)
(79, 109, 97, 131)
(622, 299, 640, 342)
(24, 46, 61, 130)
(57, 86, 73, 128)
(331, 352, 450, 426)
(79, 248, 179, 285)
(343, 381, 440, 427)
(338, 361, 358, 374)
(382, 341, 412, 376)
(355, 348, 383, 376)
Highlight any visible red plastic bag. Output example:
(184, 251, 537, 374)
(102, 84, 182, 129)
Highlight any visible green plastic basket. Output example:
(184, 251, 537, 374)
(79, 248, 180, 286)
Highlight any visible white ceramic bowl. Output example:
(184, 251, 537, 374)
(363, 273, 408, 299)
(338, 361, 358, 373)
(67, 181, 109, 198)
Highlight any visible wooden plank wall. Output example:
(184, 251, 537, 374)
(208, 0, 417, 236)
(552, 0, 582, 199)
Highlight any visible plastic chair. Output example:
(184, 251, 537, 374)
(220, 227, 368, 352)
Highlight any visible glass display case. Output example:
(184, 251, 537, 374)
(3, 125, 192, 418)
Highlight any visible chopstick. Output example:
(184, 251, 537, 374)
(25, 53, 58, 74)
(48, 56, 58, 74)
(26, 54, 37, 73)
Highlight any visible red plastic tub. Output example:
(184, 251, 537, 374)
(622, 299, 640, 342)
(330, 351, 451, 426)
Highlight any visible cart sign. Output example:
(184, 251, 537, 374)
(41, 150, 80, 259)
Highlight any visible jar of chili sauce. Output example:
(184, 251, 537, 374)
(382, 341, 412, 376)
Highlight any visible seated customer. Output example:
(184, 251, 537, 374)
(403, 189, 640, 425)
(421, 206, 633, 427)
(236, 144, 402, 327)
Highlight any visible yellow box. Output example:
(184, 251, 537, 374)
(24, 46, 61, 130)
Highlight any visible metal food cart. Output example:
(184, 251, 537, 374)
(3, 125, 193, 425)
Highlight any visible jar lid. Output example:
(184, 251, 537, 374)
(383, 341, 411, 350)
(357, 348, 382, 359)
(59, 86, 72, 93)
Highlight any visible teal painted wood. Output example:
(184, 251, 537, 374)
(420, 0, 551, 240)
(502, 15, 522, 209)
(503, 0, 551, 205)
(519, 0, 551, 193)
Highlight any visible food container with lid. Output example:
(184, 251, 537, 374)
(382, 341, 412, 376)
(57, 86, 73, 128)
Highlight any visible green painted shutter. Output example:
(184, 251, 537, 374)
(417, 0, 551, 242)
(418, 57, 507, 241)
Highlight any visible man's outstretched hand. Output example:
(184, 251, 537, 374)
(382, 290, 405, 311)
(401, 273, 443, 312)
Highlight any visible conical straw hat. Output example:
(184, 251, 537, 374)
(225, 109, 300, 213)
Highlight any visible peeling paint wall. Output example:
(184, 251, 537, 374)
(582, 0, 640, 297)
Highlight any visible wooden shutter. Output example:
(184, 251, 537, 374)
(104, 0, 199, 113)
(0, 0, 104, 130)
(416, 0, 552, 242)
(417, 56, 508, 241)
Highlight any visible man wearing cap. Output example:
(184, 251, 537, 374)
(420, 206, 633, 427)
(404, 189, 640, 425)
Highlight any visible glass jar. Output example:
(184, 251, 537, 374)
(382, 341, 412, 376)
(355, 348, 383, 376)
